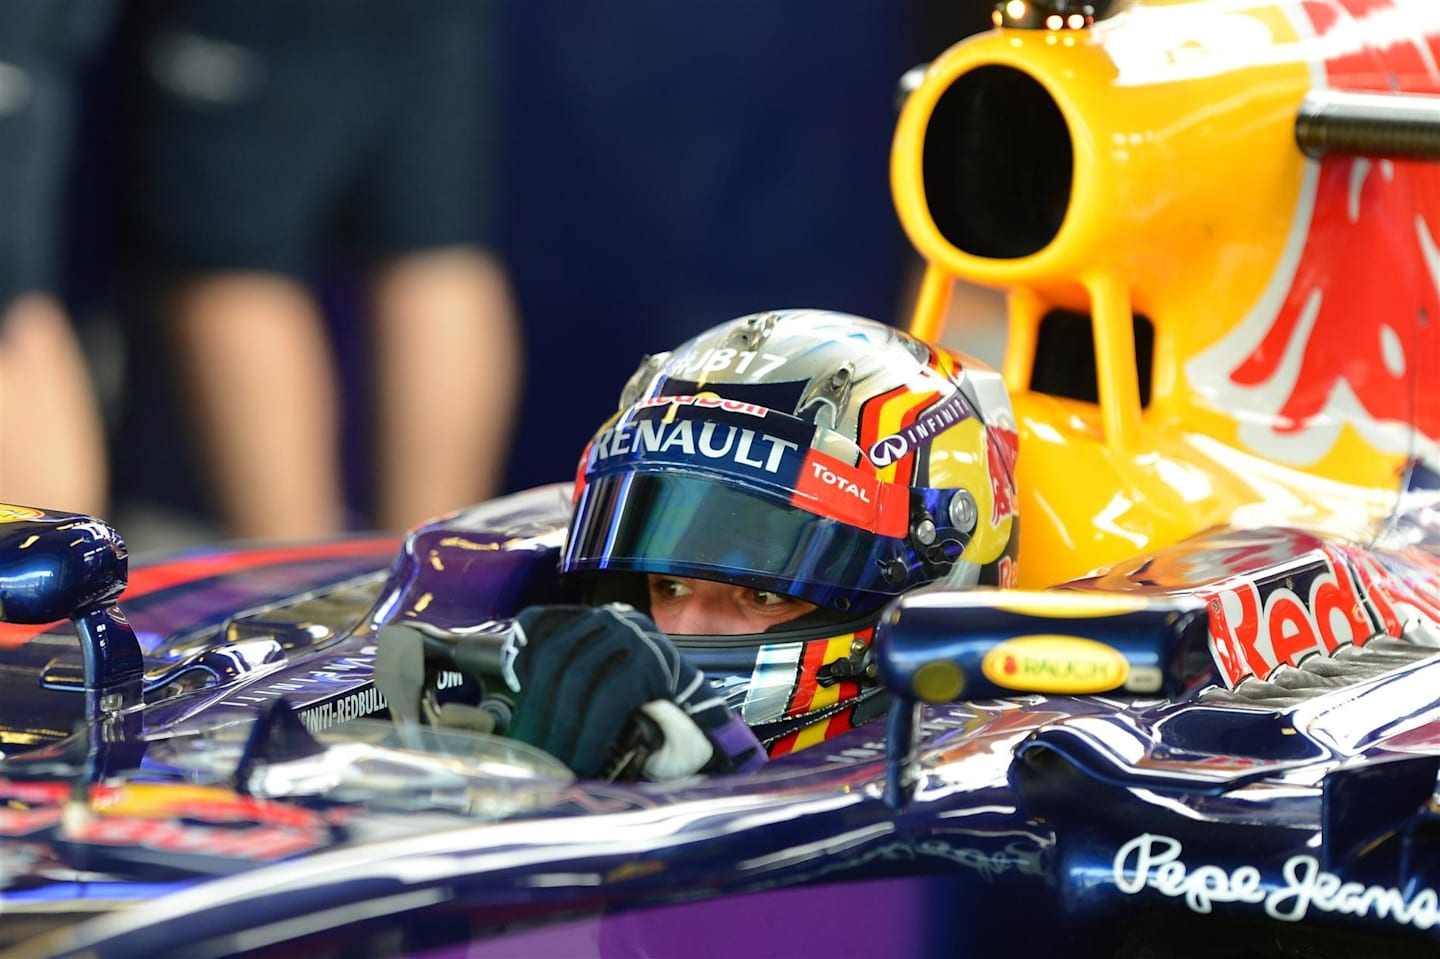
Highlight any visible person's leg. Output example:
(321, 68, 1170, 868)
(167, 273, 345, 540)
(355, 1, 520, 531)
(124, 4, 364, 541)
(369, 248, 521, 531)
(0, 294, 108, 516)
(0, 4, 117, 518)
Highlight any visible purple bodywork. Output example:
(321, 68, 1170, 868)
(0, 479, 1439, 957)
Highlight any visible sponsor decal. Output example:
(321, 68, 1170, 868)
(1205, 547, 1379, 687)
(792, 451, 907, 537)
(985, 425, 1018, 525)
(997, 554, 1017, 589)
(807, 461, 871, 503)
(299, 684, 389, 733)
(866, 393, 972, 468)
(1344, 545, 1440, 634)
(916, 839, 1050, 883)
(1114, 833, 1440, 930)
(981, 635, 1129, 694)
(66, 811, 327, 861)
(590, 418, 799, 474)
(634, 393, 769, 417)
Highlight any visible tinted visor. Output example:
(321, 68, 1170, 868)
(563, 471, 905, 615)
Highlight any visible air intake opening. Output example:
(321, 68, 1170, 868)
(1030, 309, 1154, 407)
(922, 66, 1072, 259)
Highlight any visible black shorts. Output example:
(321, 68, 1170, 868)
(0, 0, 115, 305)
(127, 0, 500, 279)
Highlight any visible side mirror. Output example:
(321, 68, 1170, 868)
(0, 505, 142, 722)
(0, 505, 128, 624)
(875, 587, 1211, 806)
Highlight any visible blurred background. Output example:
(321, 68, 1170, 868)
(1, 0, 1005, 556)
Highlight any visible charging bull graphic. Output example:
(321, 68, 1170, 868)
(1189, 0, 1440, 468)
(891, 0, 1440, 586)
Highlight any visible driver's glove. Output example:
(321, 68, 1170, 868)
(503, 604, 766, 780)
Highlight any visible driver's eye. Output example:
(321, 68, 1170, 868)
(651, 577, 691, 601)
(751, 590, 787, 608)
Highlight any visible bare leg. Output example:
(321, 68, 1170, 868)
(370, 249, 521, 531)
(168, 274, 345, 540)
(0, 294, 108, 516)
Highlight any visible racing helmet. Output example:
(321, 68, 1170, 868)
(562, 309, 1018, 753)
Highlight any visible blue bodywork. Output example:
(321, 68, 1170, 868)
(0, 473, 1439, 957)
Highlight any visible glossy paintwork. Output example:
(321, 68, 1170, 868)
(0, 539, 398, 752)
(0, 455, 1430, 957)
(0, 507, 126, 625)
(21, 668, 1440, 957)
(4, 2, 1440, 955)
(894, 0, 1440, 587)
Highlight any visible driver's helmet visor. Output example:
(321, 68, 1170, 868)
(563, 398, 914, 616)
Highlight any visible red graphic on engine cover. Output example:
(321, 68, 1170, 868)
(1205, 546, 1385, 686)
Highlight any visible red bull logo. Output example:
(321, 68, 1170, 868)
(1204, 545, 1388, 686)
(986, 425, 1019, 526)
(633, 394, 769, 417)
(1188, 0, 1440, 467)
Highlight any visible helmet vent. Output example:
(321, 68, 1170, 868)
(729, 311, 780, 350)
(796, 360, 856, 430)
(619, 352, 669, 409)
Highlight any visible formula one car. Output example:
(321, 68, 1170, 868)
(4, 0, 1440, 956)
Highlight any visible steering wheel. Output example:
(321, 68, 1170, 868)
(374, 621, 661, 782)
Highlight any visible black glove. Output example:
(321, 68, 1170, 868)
(503, 604, 764, 779)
